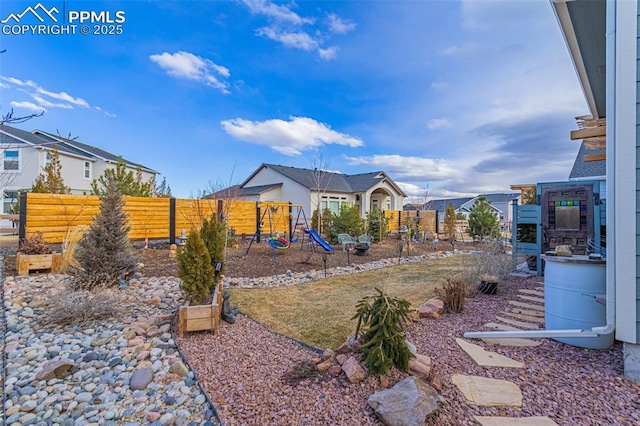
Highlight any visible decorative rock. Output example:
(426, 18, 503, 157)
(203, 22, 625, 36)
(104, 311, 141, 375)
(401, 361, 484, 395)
(147, 412, 162, 422)
(379, 375, 390, 389)
(425, 298, 444, 314)
(328, 365, 342, 376)
(474, 417, 559, 426)
(169, 361, 189, 377)
(316, 359, 333, 372)
(456, 338, 524, 368)
(555, 245, 573, 257)
(418, 305, 440, 319)
(336, 354, 348, 365)
(429, 374, 443, 392)
(341, 356, 367, 383)
(408, 354, 432, 379)
(149, 296, 162, 306)
(451, 374, 523, 407)
(35, 360, 76, 381)
(368, 376, 444, 426)
(130, 368, 153, 390)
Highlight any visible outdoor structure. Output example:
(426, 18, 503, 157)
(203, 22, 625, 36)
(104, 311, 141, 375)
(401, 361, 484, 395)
(551, 0, 639, 380)
(213, 163, 407, 218)
(0, 124, 157, 215)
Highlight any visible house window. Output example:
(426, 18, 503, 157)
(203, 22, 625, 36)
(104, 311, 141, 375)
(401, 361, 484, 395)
(372, 199, 379, 210)
(45, 152, 52, 167)
(321, 201, 328, 211)
(329, 201, 340, 215)
(386, 197, 391, 210)
(84, 161, 91, 179)
(3, 190, 18, 214)
(3, 149, 19, 171)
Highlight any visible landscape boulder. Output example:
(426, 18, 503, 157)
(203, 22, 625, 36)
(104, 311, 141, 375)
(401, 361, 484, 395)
(368, 376, 444, 426)
(36, 360, 76, 381)
(408, 353, 432, 379)
(130, 367, 153, 390)
(418, 298, 444, 319)
(341, 356, 367, 383)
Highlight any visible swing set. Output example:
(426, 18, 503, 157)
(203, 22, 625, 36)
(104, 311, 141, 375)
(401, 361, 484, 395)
(245, 203, 312, 258)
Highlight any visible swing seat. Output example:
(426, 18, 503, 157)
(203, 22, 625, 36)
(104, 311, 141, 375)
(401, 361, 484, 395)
(268, 237, 290, 249)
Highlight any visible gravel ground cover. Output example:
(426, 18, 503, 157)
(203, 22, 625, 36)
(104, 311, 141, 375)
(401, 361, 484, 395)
(179, 274, 640, 426)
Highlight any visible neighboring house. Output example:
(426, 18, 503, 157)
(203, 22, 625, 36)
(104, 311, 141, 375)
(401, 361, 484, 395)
(552, 0, 639, 380)
(213, 163, 407, 218)
(0, 124, 157, 217)
(424, 193, 520, 225)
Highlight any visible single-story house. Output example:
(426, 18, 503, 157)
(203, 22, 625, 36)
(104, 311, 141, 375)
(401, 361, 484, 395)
(0, 123, 157, 215)
(210, 163, 407, 218)
(551, 0, 638, 380)
(422, 193, 520, 225)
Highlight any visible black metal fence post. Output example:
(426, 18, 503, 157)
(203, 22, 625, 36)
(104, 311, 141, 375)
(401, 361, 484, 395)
(169, 197, 176, 245)
(256, 202, 261, 243)
(18, 191, 27, 243)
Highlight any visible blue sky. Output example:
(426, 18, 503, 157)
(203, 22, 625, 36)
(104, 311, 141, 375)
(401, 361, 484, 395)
(0, 0, 588, 200)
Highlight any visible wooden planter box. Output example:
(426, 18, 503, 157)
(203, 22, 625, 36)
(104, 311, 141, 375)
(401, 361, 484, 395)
(178, 284, 222, 337)
(16, 252, 62, 276)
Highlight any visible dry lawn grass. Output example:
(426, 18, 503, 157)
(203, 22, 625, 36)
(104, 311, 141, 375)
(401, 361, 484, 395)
(230, 255, 465, 349)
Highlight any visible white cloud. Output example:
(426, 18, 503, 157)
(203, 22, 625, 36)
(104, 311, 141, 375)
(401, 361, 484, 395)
(221, 116, 364, 156)
(10, 101, 45, 113)
(344, 154, 461, 182)
(255, 27, 318, 51)
(327, 13, 356, 34)
(426, 117, 453, 130)
(149, 51, 230, 93)
(1, 75, 90, 111)
(95, 106, 117, 118)
(30, 94, 73, 109)
(318, 46, 338, 61)
(242, 0, 314, 25)
(396, 182, 427, 198)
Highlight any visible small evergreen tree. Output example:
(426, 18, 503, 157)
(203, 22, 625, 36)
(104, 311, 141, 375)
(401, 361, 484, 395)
(366, 207, 389, 243)
(74, 175, 138, 289)
(32, 146, 71, 194)
(200, 213, 226, 283)
(320, 207, 333, 239)
(444, 202, 457, 249)
(352, 288, 412, 374)
(91, 159, 153, 196)
(177, 230, 214, 304)
(468, 196, 500, 241)
(155, 177, 172, 197)
(331, 204, 364, 243)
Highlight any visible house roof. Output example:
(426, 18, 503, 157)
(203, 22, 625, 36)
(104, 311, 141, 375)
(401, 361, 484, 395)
(241, 163, 408, 197)
(425, 193, 519, 212)
(552, 0, 606, 119)
(205, 183, 282, 199)
(569, 141, 605, 179)
(34, 130, 157, 173)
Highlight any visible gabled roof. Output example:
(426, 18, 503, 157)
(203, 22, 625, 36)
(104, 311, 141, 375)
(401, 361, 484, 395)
(34, 130, 157, 173)
(569, 141, 605, 179)
(425, 193, 519, 212)
(424, 197, 473, 212)
(241, 163, 407, 196)
(204, 183, 282, 199)
(480, 193, 521, 204)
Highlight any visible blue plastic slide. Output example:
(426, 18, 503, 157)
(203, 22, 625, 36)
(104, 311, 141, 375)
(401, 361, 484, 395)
(304, 229, 335, 252)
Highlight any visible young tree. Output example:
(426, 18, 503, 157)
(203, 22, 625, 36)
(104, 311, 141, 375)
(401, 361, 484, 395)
(310, 153, 332, 236)
(200, 213, 226, 284)
(331, 204, 365, 243)
(468, 196, 500, 241)
(444, 202, 457, 249)
(155, 177, 172, 197)
(74, 175, 139, 289)
(177, 230, 214, 304)
(366, 207, 390, 243)
(31, 146, 71, 194)
(91, 159, 153, 196)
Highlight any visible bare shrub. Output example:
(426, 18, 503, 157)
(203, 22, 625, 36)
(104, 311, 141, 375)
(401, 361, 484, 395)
(41, 285, 129, 327)
(441, 278, 466, 313)
(61, 225, 88, 273)
(458, 238, 512, 293)
(18, 232, 52, 255)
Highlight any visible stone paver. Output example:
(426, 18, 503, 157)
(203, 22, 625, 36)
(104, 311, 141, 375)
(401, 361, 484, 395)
(507, 307, 545, 317)
(495, 316, 540, 329)
(451, 374, 522, 407)
(481, 337, 542, 347)
(456, 338, 524, 368)
(484, 322, 520, 331)
(508, 301, 544, 311)
(474, 416, 558, 425)
(517, 295, 545, 304)
(501, 311, 545, 324)
(518, 289, 544, 297)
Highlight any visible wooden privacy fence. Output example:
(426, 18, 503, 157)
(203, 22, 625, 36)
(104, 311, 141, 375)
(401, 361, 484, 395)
(18, 192, 437, 244)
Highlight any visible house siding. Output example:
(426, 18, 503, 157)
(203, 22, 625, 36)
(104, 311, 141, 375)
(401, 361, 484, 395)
(636, 1, 640, 343)
(244, 167, 310, 213)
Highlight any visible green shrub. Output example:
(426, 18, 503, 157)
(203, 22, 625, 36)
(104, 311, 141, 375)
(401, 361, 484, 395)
(200, 213, 225, 282)
(74, 175, 138, 289)
(366, 207, 390, 243)
(331, 204, 364, 243)
(352, 288, 412, 374)
(177, 230, 214, 304)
